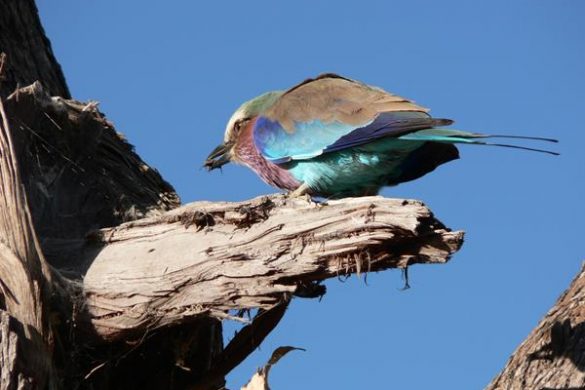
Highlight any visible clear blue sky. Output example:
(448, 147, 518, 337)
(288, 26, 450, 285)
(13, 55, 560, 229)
(38, 1, 584, 388)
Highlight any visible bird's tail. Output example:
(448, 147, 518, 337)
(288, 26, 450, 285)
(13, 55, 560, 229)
(399, 128, 559, 155)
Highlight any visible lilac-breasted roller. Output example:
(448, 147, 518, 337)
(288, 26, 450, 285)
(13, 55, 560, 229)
(205, 74, 557, 198)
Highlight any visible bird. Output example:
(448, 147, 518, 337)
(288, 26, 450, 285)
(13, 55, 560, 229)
(205, 73, 558, 198)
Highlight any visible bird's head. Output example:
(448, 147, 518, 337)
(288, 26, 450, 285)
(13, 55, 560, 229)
(204, 91, 282, 171)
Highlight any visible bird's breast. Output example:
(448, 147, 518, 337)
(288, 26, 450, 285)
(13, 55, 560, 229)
(234, 118, 300, 191)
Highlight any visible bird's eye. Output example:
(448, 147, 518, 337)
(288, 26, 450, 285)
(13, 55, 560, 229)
(234, 118, 248, 133)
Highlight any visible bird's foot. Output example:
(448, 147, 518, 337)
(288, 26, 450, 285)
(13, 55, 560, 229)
(285, 184, 326, 206)
(287, 183, 311, 198)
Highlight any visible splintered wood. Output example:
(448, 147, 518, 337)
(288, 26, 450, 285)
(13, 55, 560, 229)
(82, 195, 464, 341)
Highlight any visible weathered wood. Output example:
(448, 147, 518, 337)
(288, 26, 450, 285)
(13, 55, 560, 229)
(487, 264, 585, 390)
(0, 310, 53, 390)
(80, 194, 464, 342)
(0, 0, 70, 98)
(0, 311, 31, 390)
(0, 72, 56, 388)
(2, 82, 180, 249)
(0, 80, 222, 388)
(0, 69, 51, 338)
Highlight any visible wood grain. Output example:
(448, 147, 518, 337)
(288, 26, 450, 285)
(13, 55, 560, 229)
(81, 195, 464, 341)
(0, 70, 55, 389)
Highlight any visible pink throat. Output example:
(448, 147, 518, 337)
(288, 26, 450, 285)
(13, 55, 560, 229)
(234, 118, 300, 191)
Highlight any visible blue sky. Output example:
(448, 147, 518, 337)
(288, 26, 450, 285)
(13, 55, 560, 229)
(38, 1, 584, 388)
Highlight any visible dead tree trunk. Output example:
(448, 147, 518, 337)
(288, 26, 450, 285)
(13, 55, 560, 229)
(1, 2, 464, 389)
(0, 0, 69, 99)
(0, 65, 57, 390)
(487, 264, 585, 390)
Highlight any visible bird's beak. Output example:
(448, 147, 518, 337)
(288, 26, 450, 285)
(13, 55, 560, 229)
(204, 142, 233, 171)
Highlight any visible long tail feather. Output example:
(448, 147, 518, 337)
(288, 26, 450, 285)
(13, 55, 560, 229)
(467, 141, 560, 155)
(399, 128, 559, 155)
(483, 134, 558, 143)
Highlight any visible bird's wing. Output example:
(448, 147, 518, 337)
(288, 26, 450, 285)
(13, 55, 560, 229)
(254, 74, 451, 163)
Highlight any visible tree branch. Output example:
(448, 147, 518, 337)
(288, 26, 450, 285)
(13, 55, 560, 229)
(78, 194, 464, 342)
(192, 299, 291, 390)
